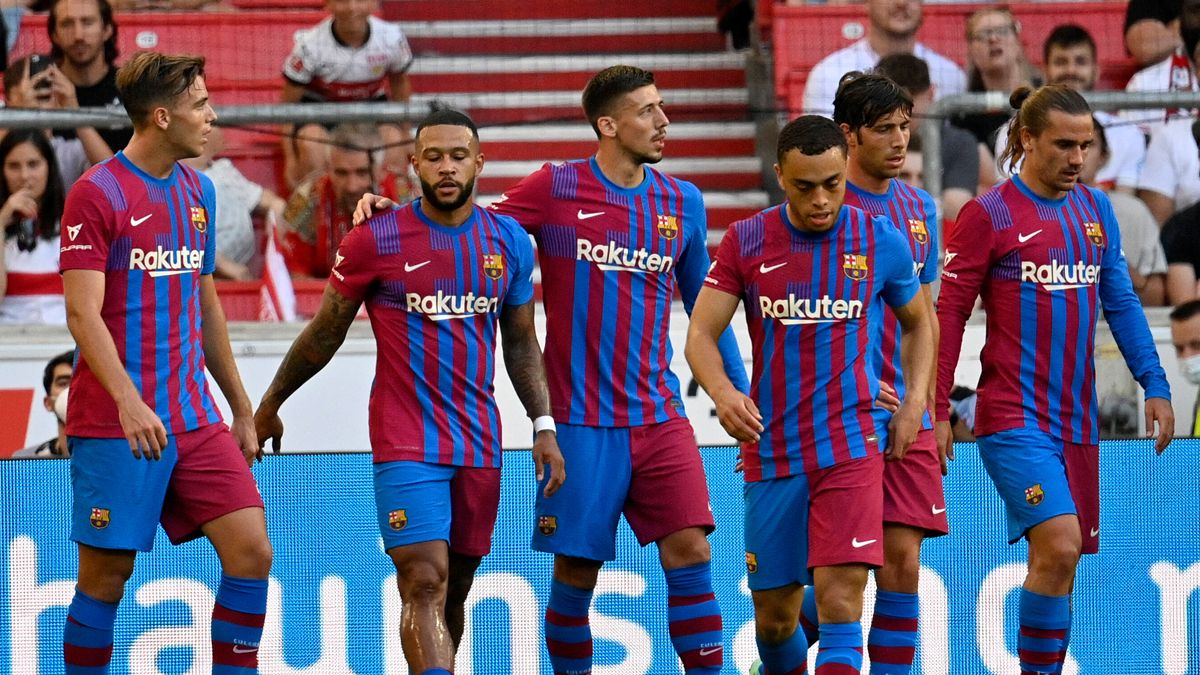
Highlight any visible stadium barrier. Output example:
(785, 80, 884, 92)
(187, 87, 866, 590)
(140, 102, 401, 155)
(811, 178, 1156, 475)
(3, 439, 1198, 674)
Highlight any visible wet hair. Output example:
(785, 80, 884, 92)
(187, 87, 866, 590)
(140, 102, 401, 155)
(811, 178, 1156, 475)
(0, 129, 65, 241)
(997, 84, 1091, 172)
(47, 0, 118, 67)
(415, 108, 479, 142)
(116, 52, 206, 128)
(42, 350, 73, 395)
(777, 115, 848, 162)
(581, 65, 656, 137)
(874, 54, 931, 97)
(833, 71, 913, 131)
(1043, 23, 1096, 63)
(1171, 299, 1200, 323)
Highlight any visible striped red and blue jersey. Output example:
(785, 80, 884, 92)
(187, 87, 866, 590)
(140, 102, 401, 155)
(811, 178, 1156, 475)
(936, 177, 1170, 444)
(59, 153, 222, 438)
(844, 179, 939, 430)
(330, 200, 535, 466)
(492, 157, 748, 427)
(705, 204, 920, 481)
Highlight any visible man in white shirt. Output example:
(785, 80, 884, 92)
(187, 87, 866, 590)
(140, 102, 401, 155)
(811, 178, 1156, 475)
(1123, 0, 1200, 135)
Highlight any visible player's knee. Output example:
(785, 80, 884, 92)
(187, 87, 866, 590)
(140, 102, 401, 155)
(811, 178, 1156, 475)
(242, 538, 274, 577)
(398, 560, 449, 606)
(878, 544, 922, 591)
(1031, 536, 1082, 580)
(79, 561, 135, 603)
(753, 608, 800, 645)
(659, 528, 712, 569)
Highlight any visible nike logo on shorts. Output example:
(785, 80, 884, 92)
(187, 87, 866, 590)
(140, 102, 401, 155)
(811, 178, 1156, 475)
(851, 537, 877, 548)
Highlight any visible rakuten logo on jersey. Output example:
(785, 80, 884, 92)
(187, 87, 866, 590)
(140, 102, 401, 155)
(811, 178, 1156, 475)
(758, 295, 863, 325)
(577, 239, 674, 274)
(405, 291, 499, 321)
(1020, 260, 1100, 291)
(129, 246, 204, 277)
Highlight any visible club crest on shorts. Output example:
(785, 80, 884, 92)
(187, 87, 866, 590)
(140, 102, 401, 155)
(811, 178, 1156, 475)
(189, 206, 208, 233)
(842, 253, 868, 281)
(745, 552, 758, 574)
(1084, 221, 1105, 247)
(90, 507, 110, 529)
(908, 219, 928, 244)
(388, 509, 407, 531)
(538, 515, 557, 536)
(657, 214, 679, 239)
(482, 253, 505, 280)
(1024, 484, 1045, 506)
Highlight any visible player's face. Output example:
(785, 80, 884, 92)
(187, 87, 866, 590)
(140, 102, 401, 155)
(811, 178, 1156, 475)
(1045, 43, 1097, 92)
(165, 76, 216, 160)
(326, 0, 375, 30)
(1021, 110, 1093, 198)
(603, 85, 669, 165)
(899, 149, 923, 188)
(43, 363, 72, 413)
(3, 141, 49, 202)
(330, 147, 378, 212)
(413, 124, 482, 213)
(846, 108, 910, 182)
(967, 11, 1021, 75)
(775, 146, 847, 233)
(51, 0, 112, 69)
(867, 0, 922, 39)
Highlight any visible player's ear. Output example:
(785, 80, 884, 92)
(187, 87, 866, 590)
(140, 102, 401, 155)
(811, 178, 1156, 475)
(595, 114, 618, 140)
(474, 151, 485, 175)
(773, 162, 784, 190)
(152, 105, 171, 131)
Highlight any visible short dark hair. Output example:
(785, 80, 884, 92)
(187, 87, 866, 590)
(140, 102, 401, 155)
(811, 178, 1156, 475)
(1170, 299, 1200, 323)
(48, 0, 117, 67)
(1044, 24, 1096, 63)
(42, 350, 73, 395)
(116, 52, 206, 127)
(873, 54, 932, 97)
(777, 115, 848, 162)
(833, 71, 913, 131)
(581, 65, 656, 137)
(416, 108, 479, 142)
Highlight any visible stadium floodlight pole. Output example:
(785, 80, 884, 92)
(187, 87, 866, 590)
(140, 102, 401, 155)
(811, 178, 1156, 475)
(922, 90, 1200, 214)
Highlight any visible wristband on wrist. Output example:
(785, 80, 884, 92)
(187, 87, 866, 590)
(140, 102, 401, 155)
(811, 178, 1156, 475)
(533, 415, 557, 434)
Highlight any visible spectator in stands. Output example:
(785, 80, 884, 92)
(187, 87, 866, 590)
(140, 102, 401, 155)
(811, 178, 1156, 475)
(953, 7, 1040, 147)
(1160, 122, 1200, 304)
(47, 0, 130, 154)
(109, 0, 229, 11)
(280, 0, 414, 188)
(281, 123, 414, 279)
(875, 52, 987, 224)
(1124, 0, 1200, 135)
(11, 350, 73, 458)
(1137, 113, 1200, 225)
(1125, 0, 1183, 68)
(181, 127, 287, 281)
(1080, 119, 1168, 306)
(899, 129, 923, 188)
(3, 54, 113, 186)
(0, 130, 66, 325)
(1169, 299, 1200, 435)
(948, 385, 977, 442)
(801, 0, 966, 117)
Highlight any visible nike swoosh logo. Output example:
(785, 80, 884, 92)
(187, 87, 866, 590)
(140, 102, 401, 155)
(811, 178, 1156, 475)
(851, 537, 877, 548)
(759, 262, 788, 274)
(931, 505, 947, 515)
(577, 209, 604, 220)
(698, 646, 722, 657)
(1017, 229, 1043, 243)
(231, 645, 258, 654)
(404, 261, 431, 272)
(130, 214, 151, 227)
(1090, 527, 1099, 537)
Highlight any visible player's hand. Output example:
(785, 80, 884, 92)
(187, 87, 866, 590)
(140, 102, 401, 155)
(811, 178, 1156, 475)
(876, 381, 900, 413)
(733, 444, 745, 473)
(230, 414, 262, 465)
(1144, 397, 1174, 455)
(351, 193, 395, 226)
(934, 419, 954, 475)
(713, 389, 764, 443)
(886, 402, 922, 462)
(117, 395, 168, 460)
(532, 429, 565, 497)
(254, 406, 284, 454)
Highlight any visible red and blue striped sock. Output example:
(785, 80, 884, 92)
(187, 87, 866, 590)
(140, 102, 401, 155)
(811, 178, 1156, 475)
(545, 579, 593, 675)
(815, 621, 863, 674)
(63, 588, 117, 674)
(756, 624, 808, 675)
(799, 588, 820, 647)
(867, 590, 919, 673)
(421, 670, 452, 674)
(665, 562, 723, 673)
(211, 574, 267, 675)
(1018, 589, 1070, 674)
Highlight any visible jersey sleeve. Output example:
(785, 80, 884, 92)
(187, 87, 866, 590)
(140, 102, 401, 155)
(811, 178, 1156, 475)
(875, 215, 920, 309)
(934, 198, 996, 421)
(488, 164, 551, 236)
(200, 173, 218, 275)
(918, 190, 940, 284)
(59, 179, 116, 273)
(502, 218, 535, 306)
(1093, 191, 1172, 401)
(282, 30, 314, 85)
(328, 221, 378, 302)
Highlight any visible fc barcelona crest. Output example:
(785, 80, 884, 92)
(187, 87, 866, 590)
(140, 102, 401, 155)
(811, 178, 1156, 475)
(1084, 221, 1105, 247)
(745, 552, 758, 574)
(388, 509, 408, 531)
(482, 253, 505, 280)
(189, 206, 208, 233)
(90, 507, 110, 529)
(538, 515, 557, 536)
(908, 219, 928, 244)
(656, 214, 679, 239)
(842, 253, 869, 281)
(1024, 484, 1045, 506)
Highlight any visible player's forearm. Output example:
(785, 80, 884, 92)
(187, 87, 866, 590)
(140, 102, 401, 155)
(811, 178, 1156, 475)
(686, 328, 738, 402)
(501, 329, 552, 420)
(899, 314, 934, 412)
(259, 324, 345, 414)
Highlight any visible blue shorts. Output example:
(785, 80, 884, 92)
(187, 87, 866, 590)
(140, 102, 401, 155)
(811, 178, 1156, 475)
(532, 418, 714, 561)
(977, 427, 1100, 553)
(373, 460, 501, 557)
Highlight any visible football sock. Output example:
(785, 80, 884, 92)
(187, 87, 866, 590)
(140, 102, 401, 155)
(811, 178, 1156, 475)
(665, 562, 723, 673)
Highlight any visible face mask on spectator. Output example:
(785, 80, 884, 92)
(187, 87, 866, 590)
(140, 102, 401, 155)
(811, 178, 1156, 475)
(1182, 354, 1200, 385)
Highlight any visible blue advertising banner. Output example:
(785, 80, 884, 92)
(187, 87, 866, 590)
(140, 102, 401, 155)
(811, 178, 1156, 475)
(3, 440, 1198, 674)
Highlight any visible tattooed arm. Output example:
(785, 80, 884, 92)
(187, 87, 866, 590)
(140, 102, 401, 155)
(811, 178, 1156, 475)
(500, 300, 565, 496)
(254, 285, 362, 451)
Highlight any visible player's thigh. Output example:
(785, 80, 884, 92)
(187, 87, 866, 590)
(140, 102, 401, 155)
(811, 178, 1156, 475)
(744, 473, 813, 592)
(69, 435, 179, 553)
(532, 423, 631, 562)
(448, 466, 501, 558)
(807, 453, 885, 571)
(882, 427, 948, 536)
(977, 427, 1077, 544)
(374, 460, 456, 553)
(625, 417, 716, 548)
(162, 423, 264, 547)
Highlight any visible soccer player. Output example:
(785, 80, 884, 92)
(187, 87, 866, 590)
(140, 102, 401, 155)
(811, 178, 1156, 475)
(357, 65, 749, 674)
(58, 52, 271, 673)
(687, 114, 934, 675)
(254, 108, 564, 675)
(936, 84, 1174, 675)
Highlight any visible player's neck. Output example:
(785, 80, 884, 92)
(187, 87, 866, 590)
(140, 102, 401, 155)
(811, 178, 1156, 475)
(847, 161, 890, 195)
(594, 148, 645, 189)
(867, 30, 916, 58)
(419, 196, 473, 228)
(123, 136, 179, 179)
(1017, 167, 1067, 201)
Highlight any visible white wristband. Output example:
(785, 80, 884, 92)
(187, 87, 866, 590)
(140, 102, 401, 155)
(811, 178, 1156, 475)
(533, 415, 557, 434)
